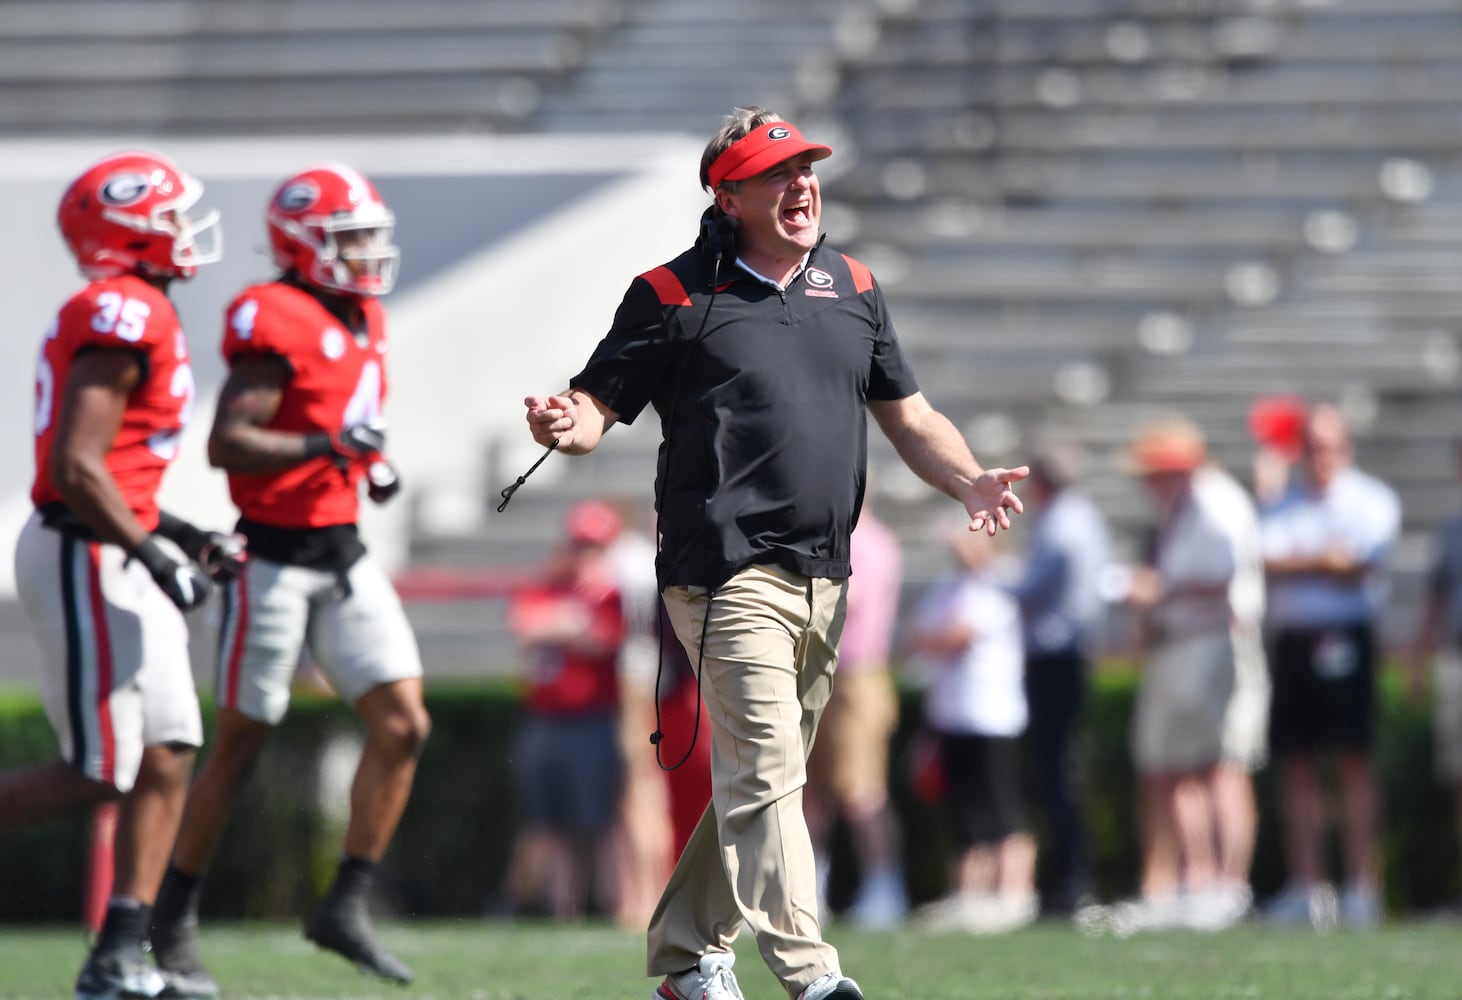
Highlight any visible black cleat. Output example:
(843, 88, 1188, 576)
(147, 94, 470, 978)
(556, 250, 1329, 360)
(150, 868, 215, 1000)
(75, 946, 165, 1000)
(149, 915, 215, 995)
(304, 896, 413, 985)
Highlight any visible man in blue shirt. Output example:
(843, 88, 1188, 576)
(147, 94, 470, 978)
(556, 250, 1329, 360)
(1260, 403, 1401, 930)
(1009, 444, 1110, 915)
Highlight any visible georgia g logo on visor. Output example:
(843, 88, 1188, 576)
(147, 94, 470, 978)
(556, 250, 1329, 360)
(100, 173, 150, 207)
(767, 126, 791, 141)
(277, 180, 320, 213)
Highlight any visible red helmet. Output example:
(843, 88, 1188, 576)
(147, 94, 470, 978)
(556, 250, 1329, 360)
(56, 150, 221, 281)
(267, 165, 398, 296)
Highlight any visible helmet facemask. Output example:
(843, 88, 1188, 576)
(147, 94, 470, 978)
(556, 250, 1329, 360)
(276, 203, 399, 297)
(317, 206, 399, 296)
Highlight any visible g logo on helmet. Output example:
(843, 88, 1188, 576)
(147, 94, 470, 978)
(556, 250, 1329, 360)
(277, 181, 320, 214)
(100, 174, 150, 207)
(767, 126, 791, 141)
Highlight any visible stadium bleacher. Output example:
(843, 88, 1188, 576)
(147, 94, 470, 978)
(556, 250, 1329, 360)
(0, 0, 1458, 673)
(0, 0, 629, 134)
(790, 0, 1462, 632)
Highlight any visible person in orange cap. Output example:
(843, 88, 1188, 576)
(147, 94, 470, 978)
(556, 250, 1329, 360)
(1090, 416, 1269, 936)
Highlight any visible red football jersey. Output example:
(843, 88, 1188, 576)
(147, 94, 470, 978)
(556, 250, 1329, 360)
(222, 282, 389, 528)
(31, 274, 196, 531)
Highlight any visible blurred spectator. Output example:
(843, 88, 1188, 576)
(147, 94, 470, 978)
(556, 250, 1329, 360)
(805, 506, 910, 929)
(650, 604, 714, 862)
(608, 500, 712, 928)
(606, 501, 670, 928)
(1406, 442, 1462, 910)
(1008, 443, 1109, 916)
(505, 500, 627, 920)
(1260, 403, 1401, 931)
(1110, 417, 1268, 934)
(1247, 394, 1308, 508)
(907, 522, 1037, 934)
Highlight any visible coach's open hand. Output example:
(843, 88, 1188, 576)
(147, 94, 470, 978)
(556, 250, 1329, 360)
(962, 465, 1030, 536)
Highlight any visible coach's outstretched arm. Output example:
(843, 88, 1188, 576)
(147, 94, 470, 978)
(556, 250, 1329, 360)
(524, 389, 619, 455)
(870, 390, 1030, 536)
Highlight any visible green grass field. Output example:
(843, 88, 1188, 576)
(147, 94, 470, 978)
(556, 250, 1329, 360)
(3, 920, 1462, 1000)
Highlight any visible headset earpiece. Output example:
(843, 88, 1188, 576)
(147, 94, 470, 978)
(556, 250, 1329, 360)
(701, 213, 739, 263)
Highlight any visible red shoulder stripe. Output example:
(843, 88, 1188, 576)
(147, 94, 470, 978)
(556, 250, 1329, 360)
(639, 266, 691, 306)
(841, 254, 874, 294)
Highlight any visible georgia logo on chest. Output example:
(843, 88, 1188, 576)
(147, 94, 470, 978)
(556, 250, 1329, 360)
(321, 327, 347, 360)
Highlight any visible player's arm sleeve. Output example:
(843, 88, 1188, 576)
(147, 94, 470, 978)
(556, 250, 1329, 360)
(568, 279, 673, 425)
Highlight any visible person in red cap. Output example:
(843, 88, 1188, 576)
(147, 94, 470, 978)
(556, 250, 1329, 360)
(504, 499, 628, 921)
(524, 106, 1028, 1000)
(1258, 403, 1400, 930)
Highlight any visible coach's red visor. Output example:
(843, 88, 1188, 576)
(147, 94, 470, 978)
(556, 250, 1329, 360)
(707, 122, 832, 189)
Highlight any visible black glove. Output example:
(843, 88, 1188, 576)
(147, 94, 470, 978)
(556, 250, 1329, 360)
(366, 459, 401, 505)
(329, 421, 386, 461)
(156, 513, 248, 582)
(131, 536, 213, 611)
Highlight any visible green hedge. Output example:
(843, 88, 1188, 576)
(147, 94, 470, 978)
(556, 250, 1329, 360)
(0, 669, 1455, 923)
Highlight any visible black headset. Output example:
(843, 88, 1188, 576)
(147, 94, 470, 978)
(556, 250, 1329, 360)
(699, 212, 739, 270)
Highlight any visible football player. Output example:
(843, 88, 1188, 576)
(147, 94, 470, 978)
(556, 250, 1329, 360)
(150, 165, 429, 995)
(1, 150, 240, 1000)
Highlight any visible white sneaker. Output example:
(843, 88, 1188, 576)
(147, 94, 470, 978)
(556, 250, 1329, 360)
(1180, 883, 1253, 933)
(1077, 893, 1184, 938)
(962, 893, 1039, 935)
(654, 953, 745, 1000)
(848, 870, 909, 930)
(797, 972, 865, 1000)
(910, 891, 984, 931)
(910, 891, 1037, 935)
(1339, 884, 1382, 931)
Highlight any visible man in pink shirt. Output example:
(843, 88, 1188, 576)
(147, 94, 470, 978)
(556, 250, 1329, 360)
(805, 509, 909, 928)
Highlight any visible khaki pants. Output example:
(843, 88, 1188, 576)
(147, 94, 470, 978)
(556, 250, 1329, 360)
(650, 564, 847, 996)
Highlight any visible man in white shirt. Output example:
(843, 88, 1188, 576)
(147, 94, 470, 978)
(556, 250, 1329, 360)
(1118, 417, 1269, 934)
(1261, 404, 1401, 930)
